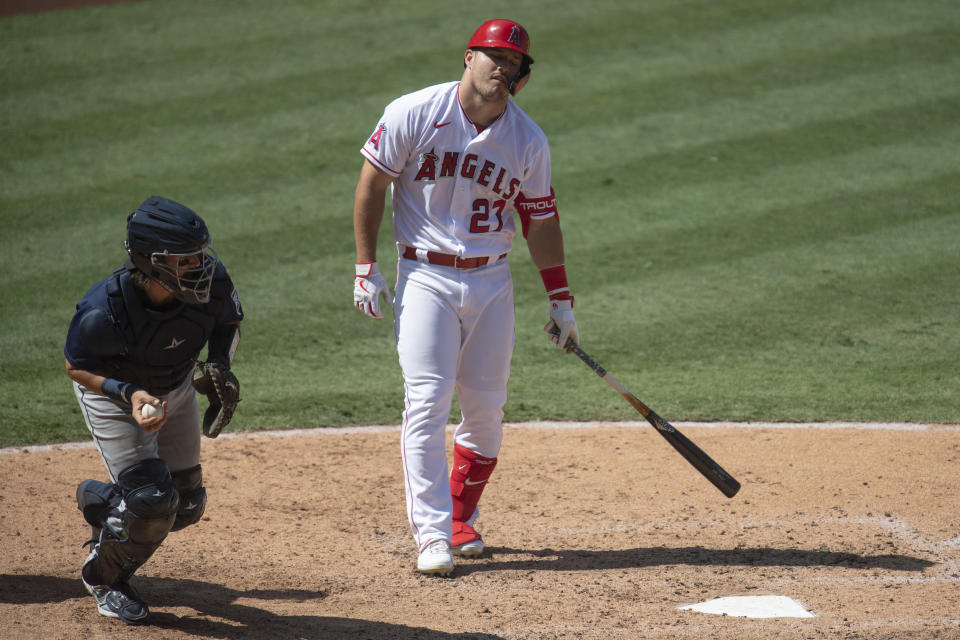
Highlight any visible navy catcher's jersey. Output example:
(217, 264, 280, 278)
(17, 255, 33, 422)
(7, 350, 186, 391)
(65, 261, 243, 396)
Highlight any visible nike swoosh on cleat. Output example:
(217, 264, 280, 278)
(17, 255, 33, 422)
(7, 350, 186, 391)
(464, 478, 486, 486)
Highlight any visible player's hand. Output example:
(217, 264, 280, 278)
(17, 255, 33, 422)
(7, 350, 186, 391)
(354, 261, 392, 319)
(131, 390, 168, 433)
(544, 298, 579, 350)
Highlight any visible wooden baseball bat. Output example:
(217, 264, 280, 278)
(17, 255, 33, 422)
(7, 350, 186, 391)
(552, 332, 741, 498)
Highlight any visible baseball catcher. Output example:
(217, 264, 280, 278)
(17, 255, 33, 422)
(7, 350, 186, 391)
(65, 196, 243, 624)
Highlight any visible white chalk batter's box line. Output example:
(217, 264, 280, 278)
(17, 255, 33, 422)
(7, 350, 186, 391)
(3, 421, 957, 457)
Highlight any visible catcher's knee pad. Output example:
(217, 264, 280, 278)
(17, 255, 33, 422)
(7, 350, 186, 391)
(77, 479, 121, 529)
(450, 443, 497, 522)
(112, 458, 180, 543)
(95, 458, 179, 585)
(170, 464, 206, 531)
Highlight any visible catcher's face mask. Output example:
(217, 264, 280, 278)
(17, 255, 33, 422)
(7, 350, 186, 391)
(151, 246, 218, 305)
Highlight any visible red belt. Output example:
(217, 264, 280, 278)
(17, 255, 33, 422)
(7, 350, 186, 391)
(402, 247, 507, 269)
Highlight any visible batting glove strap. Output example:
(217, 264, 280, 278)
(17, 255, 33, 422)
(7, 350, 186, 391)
(355, 261, 376, 278)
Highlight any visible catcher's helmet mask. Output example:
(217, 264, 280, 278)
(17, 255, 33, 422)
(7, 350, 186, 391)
(125, 196, 218, 305)
(466, 19, 533, 95)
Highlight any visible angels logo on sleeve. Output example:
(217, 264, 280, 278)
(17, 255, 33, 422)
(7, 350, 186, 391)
(367, 123, 386, 151)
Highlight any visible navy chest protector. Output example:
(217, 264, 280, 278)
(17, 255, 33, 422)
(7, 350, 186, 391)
(102, 267, 217, 394)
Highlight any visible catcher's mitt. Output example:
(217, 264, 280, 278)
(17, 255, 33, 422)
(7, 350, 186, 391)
(191, 360, 240, 438)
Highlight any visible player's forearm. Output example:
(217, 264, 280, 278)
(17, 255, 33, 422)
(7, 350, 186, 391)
(65, 358, 142, 403)
(525, 216, 565, 269)
(207, 322, 241, 367)
(354, 208, 382, 262)
(353, 162, 391, 262)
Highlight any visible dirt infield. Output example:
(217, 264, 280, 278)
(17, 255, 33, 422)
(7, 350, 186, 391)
(2, 422, 958, 639)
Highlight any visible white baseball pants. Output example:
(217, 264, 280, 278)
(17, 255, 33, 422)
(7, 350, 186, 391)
(394, 256, 514, 549)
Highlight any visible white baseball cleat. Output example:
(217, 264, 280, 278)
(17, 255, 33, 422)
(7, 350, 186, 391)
(452, 538, 484, 557)
(417, 539, 453, 575)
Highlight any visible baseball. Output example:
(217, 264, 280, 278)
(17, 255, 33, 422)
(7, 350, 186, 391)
(141, 403, 163, 419)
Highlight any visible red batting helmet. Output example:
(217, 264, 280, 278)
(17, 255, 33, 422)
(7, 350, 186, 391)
(467, 19, 534, 65)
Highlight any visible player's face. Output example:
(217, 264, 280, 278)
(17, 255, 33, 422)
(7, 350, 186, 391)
(468, 47, 525, 99)
(149, 247, 217, 305)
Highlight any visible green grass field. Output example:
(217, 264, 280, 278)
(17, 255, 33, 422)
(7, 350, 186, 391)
(2, 0, 958, 448)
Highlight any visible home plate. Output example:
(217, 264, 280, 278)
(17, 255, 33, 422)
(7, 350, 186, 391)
(679, 595, 815, 618)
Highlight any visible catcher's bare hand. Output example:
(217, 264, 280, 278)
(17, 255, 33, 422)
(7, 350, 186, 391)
(131, 390, 168, 433)
(354, 261, 392, 319)
(192, 361, 240, 438)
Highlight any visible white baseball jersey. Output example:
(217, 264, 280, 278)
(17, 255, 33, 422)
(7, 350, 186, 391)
(361, 81, 557, 257)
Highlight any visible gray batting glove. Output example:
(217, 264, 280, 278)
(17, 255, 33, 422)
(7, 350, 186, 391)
(544, 298, 579, 349)
(354, 261, 392, 319)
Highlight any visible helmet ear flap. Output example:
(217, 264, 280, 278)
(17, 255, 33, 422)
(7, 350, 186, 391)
(509, 60, 531, 95)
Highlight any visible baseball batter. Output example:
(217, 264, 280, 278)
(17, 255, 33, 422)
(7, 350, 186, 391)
(65, 196, 243, 623)
(353, 19, 580, 575)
